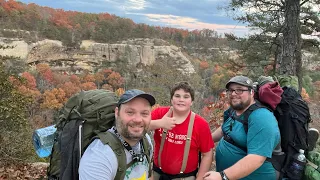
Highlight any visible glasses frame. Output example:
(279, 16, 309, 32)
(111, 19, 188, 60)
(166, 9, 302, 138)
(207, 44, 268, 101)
(226, 88, 250, 95)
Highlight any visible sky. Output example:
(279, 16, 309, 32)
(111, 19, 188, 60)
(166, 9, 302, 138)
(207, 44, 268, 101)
(18, 0, 250, 37)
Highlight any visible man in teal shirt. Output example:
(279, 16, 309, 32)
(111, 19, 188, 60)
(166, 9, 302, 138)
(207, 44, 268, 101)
(204, 76, 280, 180)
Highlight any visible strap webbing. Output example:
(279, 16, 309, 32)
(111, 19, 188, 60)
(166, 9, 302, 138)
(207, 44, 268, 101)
(158, 129, 167, 169)
(180, 112, 196, 173)
(158, 108, 172, 168)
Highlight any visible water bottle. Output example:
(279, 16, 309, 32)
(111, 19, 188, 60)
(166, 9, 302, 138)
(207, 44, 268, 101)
(287, 149, 307, 180)
(32, 125, 57, 158)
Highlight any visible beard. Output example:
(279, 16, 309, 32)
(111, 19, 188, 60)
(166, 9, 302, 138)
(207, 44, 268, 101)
(115, 116, 148, 141)
(229, 97, 252, 111)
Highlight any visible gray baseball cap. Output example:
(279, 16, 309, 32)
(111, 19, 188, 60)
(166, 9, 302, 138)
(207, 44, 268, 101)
(226, 76, 253, 89)
(118, 89, 156, 106)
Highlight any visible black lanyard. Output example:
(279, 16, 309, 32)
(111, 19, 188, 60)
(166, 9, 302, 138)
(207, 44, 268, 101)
(112, 127, 145, 162)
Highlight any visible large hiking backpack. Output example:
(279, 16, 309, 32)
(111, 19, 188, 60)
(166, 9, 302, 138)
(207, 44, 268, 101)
(47, 89, 152, 180)
(226, 83, 311, 179)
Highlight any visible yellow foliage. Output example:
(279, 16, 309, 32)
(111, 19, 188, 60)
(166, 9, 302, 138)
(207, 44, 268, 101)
(115, 88, 125, 97)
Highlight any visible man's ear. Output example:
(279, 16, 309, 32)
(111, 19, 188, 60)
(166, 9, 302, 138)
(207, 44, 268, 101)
(115, 107, 119, 118)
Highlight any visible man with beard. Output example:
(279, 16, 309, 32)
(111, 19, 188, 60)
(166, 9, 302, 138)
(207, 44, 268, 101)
(79, 89, 155, 180)
(204, 76, 280, 180)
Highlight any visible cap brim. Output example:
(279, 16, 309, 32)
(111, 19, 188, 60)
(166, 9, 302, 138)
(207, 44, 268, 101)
(226, 81, 252, 89)
(121, 93, 156, 106)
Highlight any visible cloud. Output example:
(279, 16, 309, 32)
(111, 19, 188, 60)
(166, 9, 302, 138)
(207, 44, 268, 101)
(20, 0, 250, 36)
(124, 0, 147, 10)
(129, 13, 249, 36)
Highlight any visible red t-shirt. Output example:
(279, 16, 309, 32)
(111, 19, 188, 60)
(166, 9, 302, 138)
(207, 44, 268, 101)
(152, 106, 214, 175)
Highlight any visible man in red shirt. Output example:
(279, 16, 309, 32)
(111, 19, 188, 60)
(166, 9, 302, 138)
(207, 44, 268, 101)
(149, 81, 214, 180)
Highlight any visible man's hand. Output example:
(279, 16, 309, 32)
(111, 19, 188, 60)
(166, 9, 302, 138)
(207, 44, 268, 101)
(203, 171, 222, 180)
(160, 107, 176, 130)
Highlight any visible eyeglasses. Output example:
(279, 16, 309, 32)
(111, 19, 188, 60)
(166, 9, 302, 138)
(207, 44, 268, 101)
(226, 89, 250, 95)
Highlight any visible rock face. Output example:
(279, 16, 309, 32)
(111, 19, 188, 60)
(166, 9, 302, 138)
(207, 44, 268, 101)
(0, 38, 195, 74)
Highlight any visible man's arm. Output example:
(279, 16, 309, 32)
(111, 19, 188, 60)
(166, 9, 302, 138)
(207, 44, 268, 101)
(149, 118, 173, 131)
(224, 154, 266, 179)
(79, 140, 117, 180)
(203, 154, 266, 180)
(149, 108, 176, 131)
(211, 126, 223, 142)
(196, 149, 213, 180)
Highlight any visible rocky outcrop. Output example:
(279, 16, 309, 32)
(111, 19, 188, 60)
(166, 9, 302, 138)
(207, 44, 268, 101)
(0, 38, 195, 74)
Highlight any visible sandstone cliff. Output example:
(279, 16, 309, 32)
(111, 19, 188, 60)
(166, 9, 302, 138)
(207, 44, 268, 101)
(0, 38, 195, 74)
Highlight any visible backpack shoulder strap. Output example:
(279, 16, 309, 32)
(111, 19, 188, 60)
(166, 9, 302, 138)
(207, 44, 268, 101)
(180, 112, 196, 173)
(158, 107, 173, 168)
(242, 101, 265, 134)
(223, 108, 232, 123)
(97, 131, 127, 180)
(142, 135, 152, 178)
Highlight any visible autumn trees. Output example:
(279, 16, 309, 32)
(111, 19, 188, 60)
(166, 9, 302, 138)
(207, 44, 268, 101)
(0, 1, 219, 48)
(0, 59, 125, 164)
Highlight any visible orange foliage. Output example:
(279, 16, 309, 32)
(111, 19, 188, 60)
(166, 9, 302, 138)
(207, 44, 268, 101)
(50, 9, 73, 29)
(94, 72, 105, 84)
(8, 76, 20, 86)
(18, 85, 41, 98)
(41, 88, 66, 109)
(52, 73, 70, 86)
(21, 72, 37, 90)
(36, 63, 54, 83)
(199, 61, 209, 70)
(36, 63, 50, 74)
(82, 74, 95, 83)
(201, 91, 229, 130)
(301, 88, 310, 103)
(2, 0, 24, 12)
(115, 88, 125, 97)
(213, 64, 220, 73)
(59, 82, 81, 98)
(80, 82, 97, 90)
(106, 72, 124, 89)
(70, 74, 81, 85)
(98, 13, 114, 21)
(101, 68, 113, 77)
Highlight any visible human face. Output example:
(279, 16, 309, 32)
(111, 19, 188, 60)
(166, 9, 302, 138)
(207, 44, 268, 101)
(227, 83, 253, 111)
(171, 89, 193, 113)
(115, 97, 152, 143)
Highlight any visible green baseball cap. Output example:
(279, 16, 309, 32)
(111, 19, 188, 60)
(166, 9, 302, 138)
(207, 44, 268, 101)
(226, 76, 253, 89)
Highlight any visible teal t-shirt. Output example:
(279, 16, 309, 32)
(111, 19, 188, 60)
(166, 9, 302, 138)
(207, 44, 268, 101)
(216, 108, 280, 180)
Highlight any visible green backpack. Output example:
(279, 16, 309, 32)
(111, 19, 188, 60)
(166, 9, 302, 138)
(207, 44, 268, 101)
(47, 89, 152, 180)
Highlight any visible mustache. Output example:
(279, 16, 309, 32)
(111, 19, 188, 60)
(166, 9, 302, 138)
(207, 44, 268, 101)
(127, 121, 145, 127)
